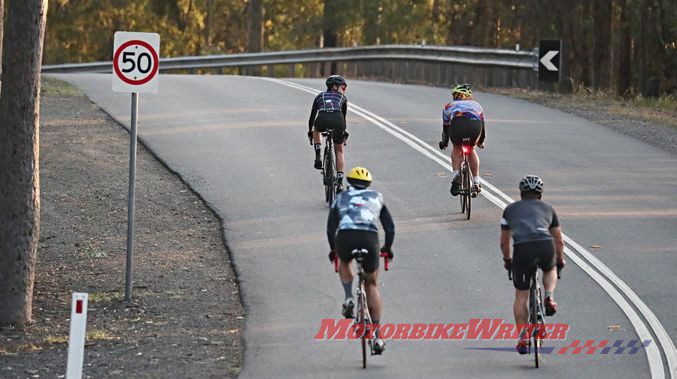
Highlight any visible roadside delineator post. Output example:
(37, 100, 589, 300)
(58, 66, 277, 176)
(66, 292, 89, 379)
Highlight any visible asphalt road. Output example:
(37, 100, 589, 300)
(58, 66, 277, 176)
(55, 74, 677, 378)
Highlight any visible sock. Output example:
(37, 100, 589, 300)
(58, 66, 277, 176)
(314, 144, 321, 156)
(452, 170, 459, 179)
(473, 177, 480, 185)
(372, 319, 380, 338)
(337, 171, 344, 182)
(544, 291, 553, 300)
(342, 280, 352, 300)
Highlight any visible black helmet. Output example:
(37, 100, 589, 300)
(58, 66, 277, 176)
(326, 75, 347, 89)
(519, 175, 544, 193)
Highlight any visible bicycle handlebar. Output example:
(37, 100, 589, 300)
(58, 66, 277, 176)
(380, 252, 391, 271)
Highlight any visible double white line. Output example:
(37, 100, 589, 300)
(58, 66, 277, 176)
(263, 77, 676, 379)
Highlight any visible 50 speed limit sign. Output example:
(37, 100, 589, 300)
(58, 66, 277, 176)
(112, 32, 160, 93)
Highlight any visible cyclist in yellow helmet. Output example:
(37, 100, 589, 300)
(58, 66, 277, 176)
(439, 84, 486, 196)
(327, 167, 395, 355)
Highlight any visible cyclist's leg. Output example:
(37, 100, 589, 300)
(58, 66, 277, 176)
(536, 239, 558, 315)
(360, 232, 382, 332)
(329, 113, 346, 189)
(313, 114, 328, 169)
(512, 243, 535, 325)
(336, 231, 356, 301)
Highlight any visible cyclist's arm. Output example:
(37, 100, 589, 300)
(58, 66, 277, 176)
(549, 226, 565, 261)
(341, 99, 347, 119)
(478, 119, 486, 145)
(379, 205, 395, 249)
(500, 213, 511, 260)
(308, 101, 319, 131)
(326, 205, 339, 249)
(500, 229, 511, 260)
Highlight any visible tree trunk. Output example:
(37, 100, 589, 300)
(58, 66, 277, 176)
(0, 0, 4, 89)
(246, 0, 263, 75)
(617, 0, 632, 95)
(0, 0, 48, 326)
(592, 0, 613, 90)
(322, 0, 339, 74)
(638, 0, 648, 94)
(362, 0, 380, 45)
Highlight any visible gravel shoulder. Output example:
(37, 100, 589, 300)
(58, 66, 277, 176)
(488, 88, 677, 155)
(0, 77, 243, 378)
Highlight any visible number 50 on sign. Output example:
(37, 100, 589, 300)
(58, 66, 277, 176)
(113, 32, 160, 93)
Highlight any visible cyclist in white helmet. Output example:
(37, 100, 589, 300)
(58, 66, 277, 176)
(500, 175, 565, 354)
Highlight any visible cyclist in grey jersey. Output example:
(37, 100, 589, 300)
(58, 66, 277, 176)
(326, 167, 395, 355)
(500, 175, 565, 354)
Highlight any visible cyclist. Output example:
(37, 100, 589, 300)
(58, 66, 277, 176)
(327, 167, 395, 355)
(308, 75, 349, 192)
(438, 84, 486, 196)
(500, 175, 565, 354)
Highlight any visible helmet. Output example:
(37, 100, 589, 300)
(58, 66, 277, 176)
(326, 75, 347, 89)
(519, 175, 544, 193)
(452, 84, 472, 100)
(346, 166, 372, 188)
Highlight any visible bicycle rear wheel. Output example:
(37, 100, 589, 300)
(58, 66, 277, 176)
(358, 288, 367, 368)
(459, 163, 466, 213)
(530, 283, 540, 368)
(464, 165, 472, 219)
(323, 147, 336, 203)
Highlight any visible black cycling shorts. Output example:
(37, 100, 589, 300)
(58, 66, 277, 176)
(336, 229, 380, 273)
(448, 117, 482, 146)
(511, 239, 556, 290)
(314, 111, 346, 144)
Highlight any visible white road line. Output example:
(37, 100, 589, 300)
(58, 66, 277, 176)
(263, 77, 675, 378)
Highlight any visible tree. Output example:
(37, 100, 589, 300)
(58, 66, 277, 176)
(0, 0, 49, 326)
(246, 0, 263, 75)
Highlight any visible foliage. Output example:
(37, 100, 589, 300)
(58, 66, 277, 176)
(43, 0, 676, 96)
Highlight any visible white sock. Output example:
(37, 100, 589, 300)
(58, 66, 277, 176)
(473, 177, 480, 184)
(452, 171, 459, 178)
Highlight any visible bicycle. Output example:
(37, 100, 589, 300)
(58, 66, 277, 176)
(333, 249, 390, 369)
(509, 262, 561, 368)
(458, 140, 476, 220)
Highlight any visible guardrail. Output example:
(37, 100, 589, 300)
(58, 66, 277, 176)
(43, 44, 539, 88)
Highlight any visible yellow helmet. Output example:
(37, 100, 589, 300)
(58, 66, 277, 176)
(347, 166, 372, 187)
(452, 84, 472, 100)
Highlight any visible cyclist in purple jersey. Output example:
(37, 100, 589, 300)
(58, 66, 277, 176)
(308, 75, 349, 192)
(439, 84, 486, 196)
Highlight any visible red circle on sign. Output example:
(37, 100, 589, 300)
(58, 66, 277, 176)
(113, 39, 159, 85)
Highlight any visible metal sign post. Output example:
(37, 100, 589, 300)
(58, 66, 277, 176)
(125, 93, 139, 301)
(112, 31, 160, 301)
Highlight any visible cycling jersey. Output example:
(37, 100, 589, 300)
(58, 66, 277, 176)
(327, 187, 395, 250)
(308, 90, 348, 130)
(442, 99, 484, 125)
(500, 199, 560, 245)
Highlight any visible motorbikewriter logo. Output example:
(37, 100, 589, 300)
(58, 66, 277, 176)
(315, 318, 569, 341)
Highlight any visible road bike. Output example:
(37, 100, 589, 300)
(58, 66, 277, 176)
(509, 261, 561, 368)
(458, 141, 476, 220)
(333, 249, 390, 368)
(320, 129, 337, 204)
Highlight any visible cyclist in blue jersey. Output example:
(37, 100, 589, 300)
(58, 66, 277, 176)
(309, 75, 349, 192)
(439, 84, 486, 196)
(327, 167, 395, 355)
(500, 176, 565, 354)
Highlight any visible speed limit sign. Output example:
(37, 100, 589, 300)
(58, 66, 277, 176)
(112, 32, 160, 93)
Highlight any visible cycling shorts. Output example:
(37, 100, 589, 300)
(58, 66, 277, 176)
(314, 111, 346, 144)
(336, 229, 380, 273)
(511, 239, 556, 290)
(448, 117, 482, 146)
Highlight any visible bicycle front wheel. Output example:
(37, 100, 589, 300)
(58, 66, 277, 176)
(357, 291, 367, 368)
(530, 286, 540, 368)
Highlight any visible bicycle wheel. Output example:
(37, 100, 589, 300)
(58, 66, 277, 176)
(358, 287, 367, 368)
(459, 163, 466, 213)
(530, 282, 540, 368)
(464, 164, 472, 219)
(323, 147, 335, 203)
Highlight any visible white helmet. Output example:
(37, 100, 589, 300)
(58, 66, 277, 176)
(519, 175, 544, 193)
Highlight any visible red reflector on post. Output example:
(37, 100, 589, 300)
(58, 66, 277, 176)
(76, 299, 83, 314)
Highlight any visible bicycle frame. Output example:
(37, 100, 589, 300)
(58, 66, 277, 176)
(458, 143, 474, 219)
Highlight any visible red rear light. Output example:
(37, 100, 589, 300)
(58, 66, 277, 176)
(462, 145, 472, 154)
